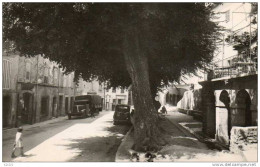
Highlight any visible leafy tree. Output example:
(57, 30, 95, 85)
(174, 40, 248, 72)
(225, 3, 258, 59)
(3, 3, 219, 151)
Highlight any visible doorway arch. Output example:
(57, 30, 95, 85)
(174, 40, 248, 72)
(3, 95, 11, 128)
(235, 89, 252, 126)
(19, 91, 34, 125)
(219, 90, 231, 138)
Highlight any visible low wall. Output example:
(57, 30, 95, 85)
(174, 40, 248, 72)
(230, 126, 257, 153)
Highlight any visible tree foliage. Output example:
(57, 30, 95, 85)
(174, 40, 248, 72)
(3, 3, 219, 151)
(3, 3, 219, 90)
(225, 2, 257, 56)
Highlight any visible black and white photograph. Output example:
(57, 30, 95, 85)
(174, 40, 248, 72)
(2, 1, 258, 164)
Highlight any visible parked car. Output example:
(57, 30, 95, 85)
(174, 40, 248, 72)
(113, 104, 131, 125)
(68, 94, 102, 119)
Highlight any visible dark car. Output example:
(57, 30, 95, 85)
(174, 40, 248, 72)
(113, 104, 131, 125)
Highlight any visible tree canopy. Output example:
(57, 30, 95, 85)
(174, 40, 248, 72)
(3, 3, 220, 151)
(3, 3, 219, 90)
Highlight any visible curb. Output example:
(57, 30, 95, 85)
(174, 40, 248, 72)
(166, 115, 229, 151)
(165, 116, 197, 138)
(115, 126, 134, 162)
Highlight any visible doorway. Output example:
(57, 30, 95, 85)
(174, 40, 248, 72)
(3, 96, 11, 128)
(235, 90, 252, 126)
(65, 97, 69, 114)
(59, 95, 63, 116)
(52, 97, 57, 117)
(23, 92, 33, 124)
(41, 96, 49, 119)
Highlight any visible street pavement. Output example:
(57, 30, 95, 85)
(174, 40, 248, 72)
(3, 111, 131, 162)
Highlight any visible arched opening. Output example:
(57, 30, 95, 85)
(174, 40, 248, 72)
(3, 95, 11, 128)
(58, 95, 63, 116)
(219, 90, 231, 138)
(65, 97, 69, 114)
(235, 90, 252, 126)
(166, 92, 169, 104)
(41, 96, 49, 120)
(52, 96, 57, 117)
(22, 92, 34, 125)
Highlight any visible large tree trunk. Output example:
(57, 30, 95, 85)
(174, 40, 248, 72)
(123, 27, 164, 152)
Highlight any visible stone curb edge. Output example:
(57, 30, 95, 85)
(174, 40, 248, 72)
(165, 116, 198, 139)
(115, 126, 134, 162)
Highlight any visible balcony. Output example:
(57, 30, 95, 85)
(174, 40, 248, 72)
(209, 53, 257, 80)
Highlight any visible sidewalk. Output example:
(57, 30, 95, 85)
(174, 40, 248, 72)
(165, 109, 227, 151)
(115, 108, 246, 162)
(3, 116, 67, 141)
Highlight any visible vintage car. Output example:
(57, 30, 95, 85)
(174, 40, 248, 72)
(113, 104, 131, 125)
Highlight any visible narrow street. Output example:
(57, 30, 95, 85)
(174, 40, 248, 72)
(3, 111, 131, 162)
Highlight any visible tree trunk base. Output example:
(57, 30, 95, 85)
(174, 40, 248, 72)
(132, 116, 173, 152)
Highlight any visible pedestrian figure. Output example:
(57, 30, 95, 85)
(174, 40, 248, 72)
(161, 106, 167, 114)
(11, 127, 25, 158)
(145, 152, 156, 162)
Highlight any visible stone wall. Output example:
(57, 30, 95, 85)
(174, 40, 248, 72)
(230, 126, 258, 153)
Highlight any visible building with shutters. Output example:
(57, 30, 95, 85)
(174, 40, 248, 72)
(105, 87, 129, 111)
(3, 49, 76, 128)
(75, 78, 106, 108)
(75, 78, 128, 111)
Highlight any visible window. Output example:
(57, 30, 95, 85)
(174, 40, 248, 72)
(53, 67, 58, 85)
(67, 74, 70, 87)
(112, 88, 116, 93)
(63, 75, 67, 87)
(3, 59, 11, 89)
(113, 99, 116, 104)
(99, 84, 103, 92)
(118, 99, 122, 104)
(41, 96, 49, 116)
(25, 61, 31, 81)
(53, 68, 58, 79)
(121, 88, 124, 93)
(44, 65, 49, 84)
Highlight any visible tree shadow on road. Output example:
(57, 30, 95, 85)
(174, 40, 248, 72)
(63, 123, 131, 162)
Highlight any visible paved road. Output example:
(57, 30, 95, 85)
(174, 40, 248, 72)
(2, 111, 131, 162)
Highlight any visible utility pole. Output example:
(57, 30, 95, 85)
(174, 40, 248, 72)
(57, 67, 60, 117)
(34, 54, 39, 124)
(249, 13, 252, 62)
(222, 34, 225, 68)
(103, 82, 106, 111)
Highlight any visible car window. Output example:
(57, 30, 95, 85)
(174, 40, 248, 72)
(116, 106, 130, 112)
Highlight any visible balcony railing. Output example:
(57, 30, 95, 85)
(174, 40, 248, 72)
(210, 53, 257, 79)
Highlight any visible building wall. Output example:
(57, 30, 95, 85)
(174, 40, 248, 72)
(177, 89, 202, 111)
(2, 53, 75, 127)
(105, 87, 128, 111)
(158, 85, 190, 107)
(3, 53, 20, 128)
(76, 79, 104, 96)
